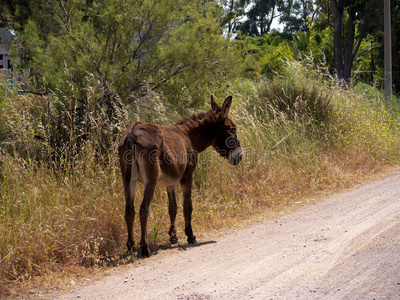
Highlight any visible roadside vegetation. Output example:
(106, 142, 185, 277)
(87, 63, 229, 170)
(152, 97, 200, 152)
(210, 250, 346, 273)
(0, 0, 400, 296)
(1, 59, 400, 294)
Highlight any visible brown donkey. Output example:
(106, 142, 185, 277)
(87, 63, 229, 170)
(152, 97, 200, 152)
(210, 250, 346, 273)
(118, 95, 243, 257)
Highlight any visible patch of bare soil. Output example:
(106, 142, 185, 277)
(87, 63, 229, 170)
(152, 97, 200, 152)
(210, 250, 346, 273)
(37, 171, 400, 300)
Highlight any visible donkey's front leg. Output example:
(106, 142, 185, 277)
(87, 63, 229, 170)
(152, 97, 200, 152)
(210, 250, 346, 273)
(167, 186, 178, 244)
(139, 183, 156, 257)
(180, 176, 196, 244)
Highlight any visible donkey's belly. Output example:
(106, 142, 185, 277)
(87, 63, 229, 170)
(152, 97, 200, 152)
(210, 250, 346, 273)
(156, 165, 185, 187)
(156, 174, 180, 187)
(136, 170, 180, 187)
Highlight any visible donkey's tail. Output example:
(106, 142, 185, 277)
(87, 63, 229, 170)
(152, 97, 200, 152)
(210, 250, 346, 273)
(118, 133, 137, 186)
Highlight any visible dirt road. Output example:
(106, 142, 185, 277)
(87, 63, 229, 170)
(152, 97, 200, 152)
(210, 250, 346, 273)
(55, 172, 400, 300)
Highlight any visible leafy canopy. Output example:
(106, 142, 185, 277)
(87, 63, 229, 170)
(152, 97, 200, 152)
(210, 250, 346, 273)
(18, 0, 240, 106)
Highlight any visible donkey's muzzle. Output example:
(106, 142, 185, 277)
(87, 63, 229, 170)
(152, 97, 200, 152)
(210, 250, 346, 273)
(229, 147, 243, 165)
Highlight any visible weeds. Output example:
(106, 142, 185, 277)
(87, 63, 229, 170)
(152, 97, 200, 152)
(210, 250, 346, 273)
(1, 61, 400, 294)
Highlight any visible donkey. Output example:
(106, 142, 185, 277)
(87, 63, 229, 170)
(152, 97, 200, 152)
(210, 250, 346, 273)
(118, 95, 243, 257)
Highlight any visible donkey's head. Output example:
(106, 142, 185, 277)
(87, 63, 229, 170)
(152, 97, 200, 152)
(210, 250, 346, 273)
(210, 95, 243, 165)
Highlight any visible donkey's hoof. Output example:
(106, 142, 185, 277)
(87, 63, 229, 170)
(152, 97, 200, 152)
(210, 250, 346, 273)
(187, 235, 197, 244)
(126, 241, 135, 254)
(170, 235, 179, 244)
(141, 246, 150, 258)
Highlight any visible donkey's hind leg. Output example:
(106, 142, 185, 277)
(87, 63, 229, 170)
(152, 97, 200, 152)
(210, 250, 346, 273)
(139, 182, 156, 257)
(125, 162, 139, 253)
(167, 186, 178, 244)
(180, 175, 196, 244)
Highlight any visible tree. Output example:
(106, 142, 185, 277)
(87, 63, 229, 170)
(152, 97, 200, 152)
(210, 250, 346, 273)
(236, 0, 281, 36)
(231, 0, 319, 36)
(219, 0, 247, 34)
(279, 0, 318, 33)
(330, 0, 381, 85)
(0, 0, 242, 157)
(0, 0, 40, 30)
(12, 0, 239, 106)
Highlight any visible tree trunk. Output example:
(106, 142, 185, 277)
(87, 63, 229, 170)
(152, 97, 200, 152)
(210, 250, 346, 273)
(330, 0, 345, 81)
(343, 2, 356, 83)
(330, 0, 357, 86)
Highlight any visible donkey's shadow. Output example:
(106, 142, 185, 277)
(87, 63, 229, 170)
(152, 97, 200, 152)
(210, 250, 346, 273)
(168, 240, 216, 251)
(94, 240, 217, 267)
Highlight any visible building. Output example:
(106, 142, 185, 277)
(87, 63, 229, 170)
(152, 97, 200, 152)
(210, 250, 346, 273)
(0, 28, 29, 92)
(0, 28, 13, 75)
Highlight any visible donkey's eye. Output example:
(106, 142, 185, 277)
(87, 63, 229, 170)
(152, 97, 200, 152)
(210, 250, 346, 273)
(228, 126, 236, 134)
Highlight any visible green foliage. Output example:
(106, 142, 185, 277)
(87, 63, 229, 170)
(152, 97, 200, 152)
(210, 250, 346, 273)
(308, 28, 334, 71)
(3, 0, 400, 94)
(332, 88, 400, 162)
(259, 43, 293, 77)
(287, 28, 335, 75)
(258, 79, 333, 130)
(236, 0, 277, 36)
(228, 0, 317, 36)
(291, 31, 312, 52)
(350, 35, 382, 86)
(351, 83, 385, 102)
(19, 0, 239, 106)
(157, 2, 239, 105)
(233, 32, 292, 78)
(6, 0, 243, 160)
(233, 28, 333, 80)
(279, 0, 316, 33)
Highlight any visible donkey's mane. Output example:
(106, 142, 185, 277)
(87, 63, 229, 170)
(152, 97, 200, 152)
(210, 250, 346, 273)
(176, 109, 213, 125)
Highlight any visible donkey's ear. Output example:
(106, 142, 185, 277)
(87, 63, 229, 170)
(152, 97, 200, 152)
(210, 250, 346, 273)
(221, 96, 233, 118)
(211, 95, 221, 112)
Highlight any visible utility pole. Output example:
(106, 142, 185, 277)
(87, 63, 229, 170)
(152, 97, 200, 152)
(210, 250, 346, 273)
(384, 0, 392, 104)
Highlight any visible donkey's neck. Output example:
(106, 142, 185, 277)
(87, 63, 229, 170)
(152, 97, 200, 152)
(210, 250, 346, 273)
(177, 111, 218, 153)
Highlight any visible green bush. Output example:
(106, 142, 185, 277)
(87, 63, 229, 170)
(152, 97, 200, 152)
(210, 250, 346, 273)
(332, 86, 400, 163)
(258, 80, 333, 129)
(260, 43, 294, 77)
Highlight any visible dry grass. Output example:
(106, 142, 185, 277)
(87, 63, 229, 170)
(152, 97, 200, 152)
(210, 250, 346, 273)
(1, 62, 400, 297)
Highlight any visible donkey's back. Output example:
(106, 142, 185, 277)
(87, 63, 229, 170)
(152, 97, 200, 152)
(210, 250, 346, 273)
(118, 121, 191, 188)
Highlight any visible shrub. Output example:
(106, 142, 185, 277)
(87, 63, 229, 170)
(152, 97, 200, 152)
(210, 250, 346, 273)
(332, 86, 400, 163)
(259, 43, 294, 78)
(258, 80, 333, 130)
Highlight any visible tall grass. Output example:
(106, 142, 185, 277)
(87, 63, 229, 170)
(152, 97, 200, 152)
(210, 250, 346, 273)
(1, 61, 400, 294)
